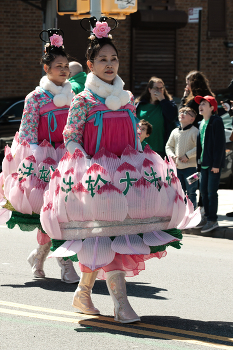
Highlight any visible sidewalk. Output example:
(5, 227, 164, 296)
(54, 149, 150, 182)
(184, 190, 233, 240)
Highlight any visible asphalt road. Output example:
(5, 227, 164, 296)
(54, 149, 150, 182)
(0, 225, 233, 350)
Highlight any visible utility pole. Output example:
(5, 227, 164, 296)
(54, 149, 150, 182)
(90, 0, 101, 20)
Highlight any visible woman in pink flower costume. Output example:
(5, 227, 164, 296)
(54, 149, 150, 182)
(0, 29, 79, 283)
(41, 19, 200, 323)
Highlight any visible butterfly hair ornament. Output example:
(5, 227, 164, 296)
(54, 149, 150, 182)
(80, 16, 118, 41)
(39, 28, 65, 54)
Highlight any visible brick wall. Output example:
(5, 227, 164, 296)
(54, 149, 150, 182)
(176, 0, 233, 97)
(2, 1, 233, 99)
(0, 0, 43, 99)
(111, 17, 131, 90)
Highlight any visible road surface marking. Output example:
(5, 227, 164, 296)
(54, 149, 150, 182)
(0, 301, 232, 349)
(0, 300, 232, 343)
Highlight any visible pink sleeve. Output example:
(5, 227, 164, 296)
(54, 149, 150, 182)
(19, 91, 40, 144)
(63, 94, 88, 147)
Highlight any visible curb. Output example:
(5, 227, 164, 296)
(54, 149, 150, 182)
(183, 227, 233, 240)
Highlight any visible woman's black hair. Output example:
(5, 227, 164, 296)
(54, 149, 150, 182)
(86, 36, 118, 63)
(39, 28, 68, 67)
(40, 49, 68, 66)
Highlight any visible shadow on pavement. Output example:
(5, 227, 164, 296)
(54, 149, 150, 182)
(1, 278, 78, 292)
(1, 279, 167, 300)
(76, 315, 233, 347)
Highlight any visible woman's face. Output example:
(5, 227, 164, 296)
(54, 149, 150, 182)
(87, 44, 119, 84)
(149, 82, 164, 102)
(44, 55, 69, 86)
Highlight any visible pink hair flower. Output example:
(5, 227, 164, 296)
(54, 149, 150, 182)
(93, 21, 111, 39)
(50, 34, 63, 47)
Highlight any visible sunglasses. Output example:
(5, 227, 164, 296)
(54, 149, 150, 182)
(151, 87, 164, 92)
(180, 111, 195, 118)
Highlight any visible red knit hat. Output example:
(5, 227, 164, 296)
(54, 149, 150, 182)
(194, 95, 218, 112)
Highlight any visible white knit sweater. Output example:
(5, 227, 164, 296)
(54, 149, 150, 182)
(165, 125, 199, 169)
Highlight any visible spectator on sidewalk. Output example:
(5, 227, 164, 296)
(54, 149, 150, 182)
(179, 71, 215, 129)
(136, 76, 178, 158)
(69, 61, 87, 94)
(194, 96, 225, 233)
(218, 78, 233, 217)
(165, 107, 199, 208)
(179, 71, 215, 210)
(218, 79, 233, 117)
(221, 99, 233, 117)
(139, 119, 153, 150)
(221, 98, 233, 217)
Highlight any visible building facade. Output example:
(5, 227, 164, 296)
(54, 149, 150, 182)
(2, 0, 233, 100)
(1, 0, 43, 99)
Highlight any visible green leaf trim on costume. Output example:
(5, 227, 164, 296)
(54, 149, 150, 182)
(50, 228, 183, 263)
(6, 211, 46, 234)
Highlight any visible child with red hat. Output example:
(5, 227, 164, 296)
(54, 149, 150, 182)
(194, 95, 225, 233)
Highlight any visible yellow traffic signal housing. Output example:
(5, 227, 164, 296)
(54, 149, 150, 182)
(57, 0, 90, 16)
(101, 0, 137, 16)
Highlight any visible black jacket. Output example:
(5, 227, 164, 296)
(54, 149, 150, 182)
(196, 114, 225, 171)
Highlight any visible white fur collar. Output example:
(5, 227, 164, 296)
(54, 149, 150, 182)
(39, 75, 74, 107)
(85, 72, 130, 110)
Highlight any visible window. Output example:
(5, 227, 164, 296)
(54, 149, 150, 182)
(208, 0, 226, 37)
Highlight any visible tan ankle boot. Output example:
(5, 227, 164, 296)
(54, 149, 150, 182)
(106, 270, 140, 323)
(27, 241, 52, 278)
(56, 257, 80, 283)
(72, 271, 100, 314)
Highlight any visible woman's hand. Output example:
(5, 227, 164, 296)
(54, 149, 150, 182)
(154, 90, 165, 101)
(211, 167, 219, 173)
(220, 100, 233, 112)
(86, 156, 91, 168)
(183, 86, 190, 97)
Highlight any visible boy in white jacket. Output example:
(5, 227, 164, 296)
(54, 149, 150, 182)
(166, 107, 198, 208)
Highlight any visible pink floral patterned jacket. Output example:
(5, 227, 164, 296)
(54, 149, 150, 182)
(63, 89, 139, 149)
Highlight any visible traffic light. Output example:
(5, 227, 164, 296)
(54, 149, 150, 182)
(57, 0, 90, 16)
(57, 0, 137, 20)
(101, 0, 137, 18)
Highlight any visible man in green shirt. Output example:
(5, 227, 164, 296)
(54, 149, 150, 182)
(69, 61, 87, 95)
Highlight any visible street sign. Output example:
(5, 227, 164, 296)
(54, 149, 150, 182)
(102, 0, 137, 16)
(188, 7, 202, 23)
(115, 0, 136, 9)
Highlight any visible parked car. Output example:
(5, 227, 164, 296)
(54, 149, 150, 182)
(0, 97, 24, 170)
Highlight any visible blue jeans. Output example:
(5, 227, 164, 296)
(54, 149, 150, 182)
(200, 167, 221, 221)
(177, 167, 198, 209)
